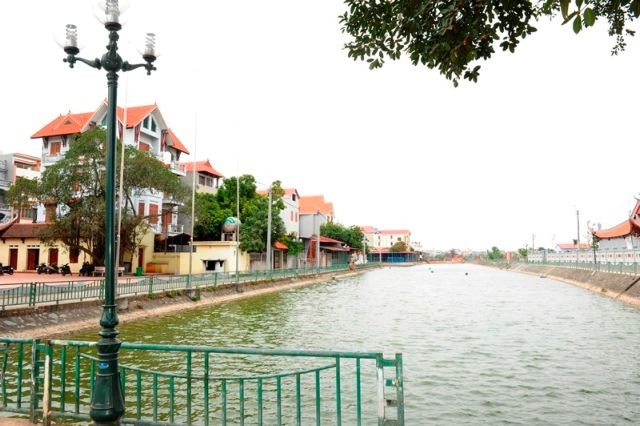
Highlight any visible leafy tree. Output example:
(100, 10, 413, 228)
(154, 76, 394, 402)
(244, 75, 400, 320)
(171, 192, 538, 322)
(340, 0, 639, 86)
(280, 232, 305, 256)
(5, 177, 39, 220)
(193, 176, 289, 252)
(34, 127, 188, 265)
(193, 192, 232, 241)
(238, 189, 286, 253)
(518, 247, 529, 258)
(390, 241, 409, 252)
(320, 222, 365, 249)
(486, 246, 505, 260)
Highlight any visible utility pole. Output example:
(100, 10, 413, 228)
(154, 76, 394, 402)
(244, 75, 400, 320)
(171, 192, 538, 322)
(266, 187, 272, 272)
(531, 233, 535, 252)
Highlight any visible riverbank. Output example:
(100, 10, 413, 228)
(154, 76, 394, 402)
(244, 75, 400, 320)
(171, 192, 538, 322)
(499, 263, 640, 308)
(1, 268, 372, 339)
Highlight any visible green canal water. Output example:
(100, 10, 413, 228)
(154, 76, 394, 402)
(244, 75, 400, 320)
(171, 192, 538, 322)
(72, 264, 640, 424)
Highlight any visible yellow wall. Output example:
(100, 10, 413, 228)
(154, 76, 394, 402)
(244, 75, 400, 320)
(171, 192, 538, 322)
(149, 241, 249, 275)
(0, 237, 91, 272)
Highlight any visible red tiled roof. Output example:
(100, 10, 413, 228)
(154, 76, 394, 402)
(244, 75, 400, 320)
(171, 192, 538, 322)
(0, 223, 48, 239)
(299, 195, 334, 215)
(31, 112, 94, 139)
(117, 105, 157, 128)
(274, 241, 288, 250)
(360, 226, 376, 233)
(593, 220, 636, 239)
(167, 128, 189, 154)
(311, 236, 347, 245)
(181, 160, 223, 177)
(380, 229, 410, 235)
(557, 242, 592, 250)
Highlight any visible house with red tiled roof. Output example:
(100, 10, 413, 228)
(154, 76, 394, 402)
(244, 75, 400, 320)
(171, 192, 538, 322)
(257, 188, 301, 237)
(31, 101, 189, 239)
(299, 195, 334, 220)
(180, 159, 224, 195)
(0, 222, 93, 271)
(360, 226, 412, 251)
(592, 197, 640, 251)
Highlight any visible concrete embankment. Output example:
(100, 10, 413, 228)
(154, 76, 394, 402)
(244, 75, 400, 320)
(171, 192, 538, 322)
(1, 269, 372, 339)
(502, 263, 640, 308)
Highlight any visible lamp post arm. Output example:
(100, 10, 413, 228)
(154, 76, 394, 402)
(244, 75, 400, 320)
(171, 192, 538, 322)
(122, 61, 157, 75)
(64, 55, 102, 70)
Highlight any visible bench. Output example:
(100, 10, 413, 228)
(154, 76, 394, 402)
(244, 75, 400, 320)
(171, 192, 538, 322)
(93, 266, 125, 277)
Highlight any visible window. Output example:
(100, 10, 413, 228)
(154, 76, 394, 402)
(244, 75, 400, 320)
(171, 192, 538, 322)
(50, 141, 61, 156)
(45, 205, 56, 222)
(151, 118, 157, 132)
(290, 211, 294, 221)
(139, 142, 150, 152)
(292, 194, 297, 201)
(143, 116, 149, 129)
(199, 175, 206, 185)
(138, 202, 145, 218)
(69, 247, 79, 263)
(149, 204, 159, 224)
(100, 115, 107, 127)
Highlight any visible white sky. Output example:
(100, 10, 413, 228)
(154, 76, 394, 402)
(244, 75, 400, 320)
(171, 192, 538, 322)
(2, 1, 638, 251)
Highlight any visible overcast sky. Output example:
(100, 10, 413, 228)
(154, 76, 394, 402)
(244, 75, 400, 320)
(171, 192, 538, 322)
(2, 1, 638, 251)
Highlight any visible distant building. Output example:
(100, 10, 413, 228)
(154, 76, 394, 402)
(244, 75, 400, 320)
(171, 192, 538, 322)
(257, 188, 301, 236)
(593, 197, 640, 251)
(0, 153, 41, 223)
(180, 159, 224, 195)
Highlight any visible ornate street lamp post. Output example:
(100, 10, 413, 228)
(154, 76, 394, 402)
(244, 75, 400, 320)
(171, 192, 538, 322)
(60, 1, 157, 423)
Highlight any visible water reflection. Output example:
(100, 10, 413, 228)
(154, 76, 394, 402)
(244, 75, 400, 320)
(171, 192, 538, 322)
(72, 264, 640, 424)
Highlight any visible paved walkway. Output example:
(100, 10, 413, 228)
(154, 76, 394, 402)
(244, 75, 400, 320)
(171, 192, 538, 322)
(0, 271, 137, 287)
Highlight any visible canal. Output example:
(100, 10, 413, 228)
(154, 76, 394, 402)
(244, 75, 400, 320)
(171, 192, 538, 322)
(72, 263, 640, 424)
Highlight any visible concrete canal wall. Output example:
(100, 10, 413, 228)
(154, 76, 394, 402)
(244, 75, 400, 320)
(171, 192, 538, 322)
(503, 263, 640, 308)
(1, 268, 373, 339)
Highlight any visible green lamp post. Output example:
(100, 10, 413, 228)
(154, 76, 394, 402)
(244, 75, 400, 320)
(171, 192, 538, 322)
(60, 1, 157, 423)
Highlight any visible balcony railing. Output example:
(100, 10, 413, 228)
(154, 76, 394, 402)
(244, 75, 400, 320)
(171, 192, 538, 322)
(0, 159, 7, 170)
(0, 179, 11, 190)
(169, 161, 186, 175)
(43, 153, 62, 164)
(168, 223, 183, 233)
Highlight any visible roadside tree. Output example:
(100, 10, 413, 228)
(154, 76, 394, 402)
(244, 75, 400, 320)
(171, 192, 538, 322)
(33, 127, 188, 265)
(341, 0, 639, 86)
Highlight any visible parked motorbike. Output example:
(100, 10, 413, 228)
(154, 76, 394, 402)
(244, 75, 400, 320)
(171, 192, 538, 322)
(60, 263, 72, 276)
(79, 262, 95, 277)
(0, 262, 14, 275)
(46, 263, 60, 274)
(36, 263, 48, 274)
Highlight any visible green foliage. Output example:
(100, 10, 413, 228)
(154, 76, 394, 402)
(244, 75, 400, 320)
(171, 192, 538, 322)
(199, 176, 286, 253)
(6, 176, 39, 219)
(341, 0, 638, 85)
(518, 248, 529, 258)
(486, 246, 505, 260)
(34, 127, 188, 265)
(320, 222, 365, 249)
(390, 241, 409, 253)
(193, 193, 232, 241)
(280, 233, 305, 256)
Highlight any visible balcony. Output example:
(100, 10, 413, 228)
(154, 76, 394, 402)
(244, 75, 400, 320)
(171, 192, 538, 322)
(43, 153, 62, 164)
(169, 161, 186, 176)
(168, 223, 184, 234)
(0, 179, 11, 190)
(15, 168, 40, 180)
(0, 160, 7, 170)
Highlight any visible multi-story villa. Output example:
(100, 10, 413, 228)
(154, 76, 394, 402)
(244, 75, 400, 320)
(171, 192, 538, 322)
(31, 102, 190, 236)
(0, 153, 41, 223)
(361, 226, 412, 250)
(257, 188, 301, 236)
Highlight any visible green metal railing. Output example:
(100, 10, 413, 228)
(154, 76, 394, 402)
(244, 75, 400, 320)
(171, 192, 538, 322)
(0, 338, 404, 425)
(0, 263, 380, 311)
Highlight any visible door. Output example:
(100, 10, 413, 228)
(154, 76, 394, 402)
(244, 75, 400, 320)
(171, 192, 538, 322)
(137, 247, 144, 268)
(27, 249, 39, 270)
(49, 248, 59, 265)
(9, 249, 18, 269)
